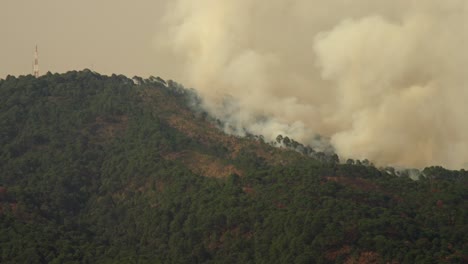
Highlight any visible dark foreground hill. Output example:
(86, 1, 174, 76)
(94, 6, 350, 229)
(0, 70, 466, 263)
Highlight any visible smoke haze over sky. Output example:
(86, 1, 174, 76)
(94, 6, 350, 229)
(2, 0, 468, 169)
(1, 0, 170, 78)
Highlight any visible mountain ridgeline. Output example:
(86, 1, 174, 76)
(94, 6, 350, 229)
(0, 70, 466, 263)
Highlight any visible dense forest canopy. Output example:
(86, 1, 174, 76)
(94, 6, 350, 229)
(0, 71, 467, 263)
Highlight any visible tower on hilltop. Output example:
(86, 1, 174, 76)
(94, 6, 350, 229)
(33, 45, 39, 77)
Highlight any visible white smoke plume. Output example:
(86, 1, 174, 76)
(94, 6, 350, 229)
(155, 0, 468, 169)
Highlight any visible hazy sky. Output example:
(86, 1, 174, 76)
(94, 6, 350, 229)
(1, 0, 171, 78)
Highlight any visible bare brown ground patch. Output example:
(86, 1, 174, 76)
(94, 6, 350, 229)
(83, 115, 128, 143)
(141, 87, 302, 167)
(325, 246, 352, 262)
(166, 114, 297, 166)
(165, 151, 243, 178)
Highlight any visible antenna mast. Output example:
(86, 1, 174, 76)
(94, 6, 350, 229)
(33, 45, 39, 77)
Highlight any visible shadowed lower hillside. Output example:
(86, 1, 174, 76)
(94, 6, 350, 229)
(0, 71, 467, 263)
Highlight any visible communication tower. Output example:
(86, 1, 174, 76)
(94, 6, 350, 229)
(33, 45, 39, 77)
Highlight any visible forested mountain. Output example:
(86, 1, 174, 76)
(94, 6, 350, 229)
(0, 70, 466, 263)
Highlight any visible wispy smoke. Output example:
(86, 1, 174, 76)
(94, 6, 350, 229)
(155, 0, 468, 169)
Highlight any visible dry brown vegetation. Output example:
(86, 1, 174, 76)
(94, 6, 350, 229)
(165, 151, 243, 178)
(83, 115, 128, 143)
(139, 87, 303, 179)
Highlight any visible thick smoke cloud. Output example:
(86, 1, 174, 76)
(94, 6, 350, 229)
(155, 0, 468, 169)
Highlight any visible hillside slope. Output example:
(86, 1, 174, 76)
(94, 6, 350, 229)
(0, 71, 466, 263)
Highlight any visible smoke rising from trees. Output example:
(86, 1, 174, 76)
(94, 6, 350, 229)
(155, 0, 468, 169)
